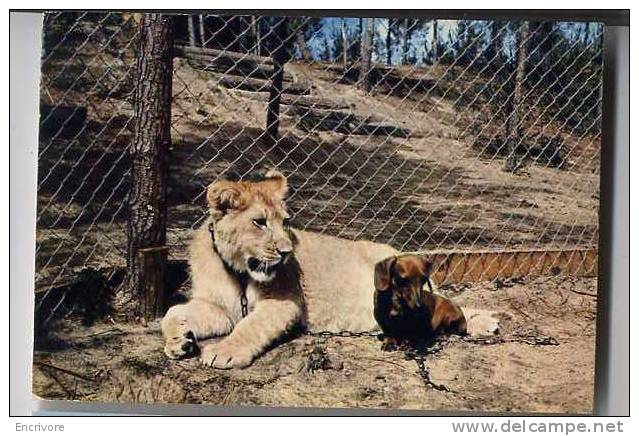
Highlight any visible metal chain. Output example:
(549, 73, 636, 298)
(303, 329, 453, 391)
(240, 291, 249, 318)
(405, 351, 454, 393)
(302, 330, 559, 392)
(463, 333, 560, 346)
(304, 329, 380, 338)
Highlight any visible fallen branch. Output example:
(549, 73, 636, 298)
(568, 289, 598, 298)
(208, 73, 311, 95)
(183, 57, 294, 82)
(85, 327, 124, 338)
(231, 89, 349, 110)
(38, 365, 73, 398)
(34, 361, 97, 382)
(175, 45, 273, 66)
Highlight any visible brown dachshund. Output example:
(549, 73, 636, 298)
(374, 254, 467, 350)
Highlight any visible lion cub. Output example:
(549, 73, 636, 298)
(373, 255, 467, 350)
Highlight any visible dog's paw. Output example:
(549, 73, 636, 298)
(200, 340, 253, 369)
(381, 337, 399, 352)
(463, 309, 500, 337)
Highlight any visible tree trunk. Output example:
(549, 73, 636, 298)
(386, 18, 392, 65)
(265, 18, 289, 145)
(124, 14, 173, 321)
(583, 23, 591, 45)
(505, 21, 529, 172)
(487, 21, 501, 62)
(198, 15, 206, 47)
(251, 16, 258, 55)
(342, 18, 348, 67)
(431, 20, 438, 64)
(359, 17, 374, 92)
(357, 18, 363, 58)
(187, 15, 196, 47)
(402, 18, 409, 64)
(296, 27, 312, 60)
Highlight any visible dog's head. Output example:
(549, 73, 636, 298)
(374, 255, 433, 312)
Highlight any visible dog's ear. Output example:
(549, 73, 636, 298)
(263, 169, 288, 200)
(421, 256, 435, 292)
(206, 180, 245, 220)
(422, 256, 433, 277)
(374, 256, 397, 291)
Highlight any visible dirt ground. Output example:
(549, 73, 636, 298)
(32, 275, 597, 413)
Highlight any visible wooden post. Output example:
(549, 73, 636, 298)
(265, 18, 290, 145)
(187, 15, 196, 47)
(124, 13, 173, 321)
(198, 15, 206, 47)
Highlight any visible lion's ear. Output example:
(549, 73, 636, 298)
(263, 169, 288, 199)
(206, 180, 244, 219)
(374, 256, 396, 291)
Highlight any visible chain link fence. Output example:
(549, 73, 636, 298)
(34, 12, 603, 324)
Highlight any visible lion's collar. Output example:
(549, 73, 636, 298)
(208, 222, 250, 316)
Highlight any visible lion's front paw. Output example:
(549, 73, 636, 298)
(164, 330, 199, 360)
(200, 340, 253, 369)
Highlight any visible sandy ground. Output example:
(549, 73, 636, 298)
(33, 275, 597, 413)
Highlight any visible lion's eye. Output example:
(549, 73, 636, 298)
(253, 218, 267, 229)
(283, 218, 291, 228)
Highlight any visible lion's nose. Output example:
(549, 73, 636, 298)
(276, 248, 292, 263)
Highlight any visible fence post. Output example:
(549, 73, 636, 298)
(265, 18, 290, 145)
(188, 15, 196, 47)
(198, 15, 206, 47)
(123, 13, 173, 322)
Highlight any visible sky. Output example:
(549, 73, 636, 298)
(301, 17, 603, 65)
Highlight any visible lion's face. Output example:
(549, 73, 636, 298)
(206, 171, 294, 282)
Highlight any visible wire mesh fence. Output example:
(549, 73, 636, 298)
(35, 12, 603, 324)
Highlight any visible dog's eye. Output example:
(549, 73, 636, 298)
(253, 218, 267, 228)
